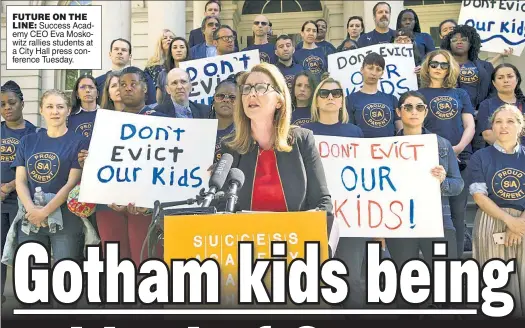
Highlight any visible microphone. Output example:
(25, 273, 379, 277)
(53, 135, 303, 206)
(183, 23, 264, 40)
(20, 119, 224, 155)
(224, 168, 245, 213)
(201, 153, 233, 207)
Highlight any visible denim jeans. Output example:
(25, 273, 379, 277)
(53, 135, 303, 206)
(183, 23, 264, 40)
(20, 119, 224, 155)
(17, 204, 84, 262)
(450, 159, 471, 258)
(1, 204, 17, 297)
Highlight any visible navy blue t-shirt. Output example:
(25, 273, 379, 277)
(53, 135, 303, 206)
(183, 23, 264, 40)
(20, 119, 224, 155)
(419, 87, 475, 153)
(293, 47, 327, 80)
(346, 91, 399, 138)
(357, 29, 396, 48)
(1, 120, 37, 206)
(470, 145, 525, 211)
(276, 62, 304, 92)
(291, 106, 311, 126)
(242, 43, 277, 64)
(67, 109, 97, 139)
(458, 61, 480, 109)
(302, 121, 364, 138)
(296, 40, 336, 57)
(477, 96, 525, 140)
(214, 124, 235, 164)
(414, 32, 436, 60)
(11, 129, 88, 199)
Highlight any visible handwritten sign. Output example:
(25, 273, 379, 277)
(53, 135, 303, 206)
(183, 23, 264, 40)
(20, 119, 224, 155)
(314, 134, 444, 238)
(164, 211, 329, 305)
(179, 50, 260, 105)
(78, 109, 217, 208)
(458, 0, 525, 56)
(328, 44, 418, 99)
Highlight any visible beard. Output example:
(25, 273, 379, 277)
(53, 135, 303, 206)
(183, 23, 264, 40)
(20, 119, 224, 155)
(376, 17, 389, 28)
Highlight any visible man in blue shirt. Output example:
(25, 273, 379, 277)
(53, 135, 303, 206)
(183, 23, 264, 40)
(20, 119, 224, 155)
(95, 38, 156, 105)
(358, 2, 396, 48)
(242, 15, 277, 64)
(274, 35, 303, 92)
(190, 16, 220, 60)
(188, 0, 239, 51)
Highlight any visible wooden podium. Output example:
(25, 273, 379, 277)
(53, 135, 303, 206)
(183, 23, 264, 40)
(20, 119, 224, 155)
(163, 211, 330, 307)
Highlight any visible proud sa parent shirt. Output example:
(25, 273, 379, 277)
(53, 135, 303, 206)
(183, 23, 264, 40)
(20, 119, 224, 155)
(346, 91, 399, 138)
(419, 87, 474, 153)
(11, 129, 88, 199)
(470, 145, 525, 211)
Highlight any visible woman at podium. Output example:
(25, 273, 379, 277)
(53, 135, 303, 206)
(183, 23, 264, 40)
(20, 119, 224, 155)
(218, 63, 333, 215)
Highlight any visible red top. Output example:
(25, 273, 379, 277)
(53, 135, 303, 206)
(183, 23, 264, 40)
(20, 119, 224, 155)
(251, 149, 288, 212)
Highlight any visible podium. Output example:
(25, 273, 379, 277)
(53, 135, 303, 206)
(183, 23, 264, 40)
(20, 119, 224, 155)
(162, 211, 330, 307)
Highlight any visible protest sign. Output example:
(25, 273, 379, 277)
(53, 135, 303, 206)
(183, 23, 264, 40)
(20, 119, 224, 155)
(458, 0, 525, 56)
(314, 134, 444, 238)
(179, 50, 260, 105)
(6, 5, 102, 70)
(328, 44, 418, 98)
(78, 109, 217, 209)
(164, 211, 329, 305)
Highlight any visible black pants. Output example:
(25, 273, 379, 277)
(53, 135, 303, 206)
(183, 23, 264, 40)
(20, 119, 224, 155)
(386, 229, 458, 308)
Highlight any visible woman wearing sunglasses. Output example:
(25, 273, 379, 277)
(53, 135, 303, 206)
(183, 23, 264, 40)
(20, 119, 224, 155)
(210, 77, 236, 164)
(302, 76, 363, 138)
(217, 62, 333, 236)
(385, 90, 463, 309)
(418, 49, 475, 259)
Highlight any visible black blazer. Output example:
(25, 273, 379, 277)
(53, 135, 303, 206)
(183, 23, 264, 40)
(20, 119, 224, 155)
(219, 127, 333, 213)
(155, 99, 211, 119)
(189, 27, 240, 51)
(218, 127, 335, 256)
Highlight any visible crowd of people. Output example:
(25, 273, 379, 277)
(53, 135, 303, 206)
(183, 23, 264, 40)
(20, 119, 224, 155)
(1, 0, 524, 316)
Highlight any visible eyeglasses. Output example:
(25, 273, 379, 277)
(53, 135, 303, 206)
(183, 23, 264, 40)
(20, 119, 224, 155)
(207, 22, 220, 27)
(318, 89, 343, 98)
(429, 61, 450, 70)
(253, 21, 268, 26)
(401, 103, 427, 112)
(214, 93, 236, 102)
(216, 35, 236, 42)
(240, 83, 275, 95)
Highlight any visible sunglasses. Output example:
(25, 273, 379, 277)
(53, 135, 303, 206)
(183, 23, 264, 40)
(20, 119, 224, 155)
(429, 61, 450, 70)
(207, 22, 220, 27)
(214, 93, 236, 102)
(401, 103, 427, 112)
(318, 89, 343, 98)
(253, 21, 268, 26)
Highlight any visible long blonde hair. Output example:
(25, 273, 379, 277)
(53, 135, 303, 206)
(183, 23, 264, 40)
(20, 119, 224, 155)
(420, 49, 460, 88)
(226, 63, 293, 154)
(146, 29, 174, 68)
(310, 77, 349, 123)
(490, 104, 525, 143)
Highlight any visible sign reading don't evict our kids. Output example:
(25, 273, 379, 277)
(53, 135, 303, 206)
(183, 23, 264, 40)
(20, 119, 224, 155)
(179, 49, 260, 106)
(78, 109, 217, 209)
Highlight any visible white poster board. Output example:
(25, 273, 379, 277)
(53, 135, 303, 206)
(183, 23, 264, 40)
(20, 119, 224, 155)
(328, 43, 418, 99)
(79, 109, 218, 209)
(179, 50, 261, 105)
(458, 0, 525, 56)
(314, 134, 444, 238)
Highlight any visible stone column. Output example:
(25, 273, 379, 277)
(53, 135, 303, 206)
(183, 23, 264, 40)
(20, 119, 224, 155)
(91, 0, 131, 77)
(147, 0, 186, 57)
(193, 0, 206, 29)
(363, 1, 404, 32)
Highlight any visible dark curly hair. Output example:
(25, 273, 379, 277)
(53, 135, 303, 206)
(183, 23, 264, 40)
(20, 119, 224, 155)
(492, 63, 525, 105)
(440, 25, 481, 62)
(209, 75, 237, 119)
(396, 9, 421, 33)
